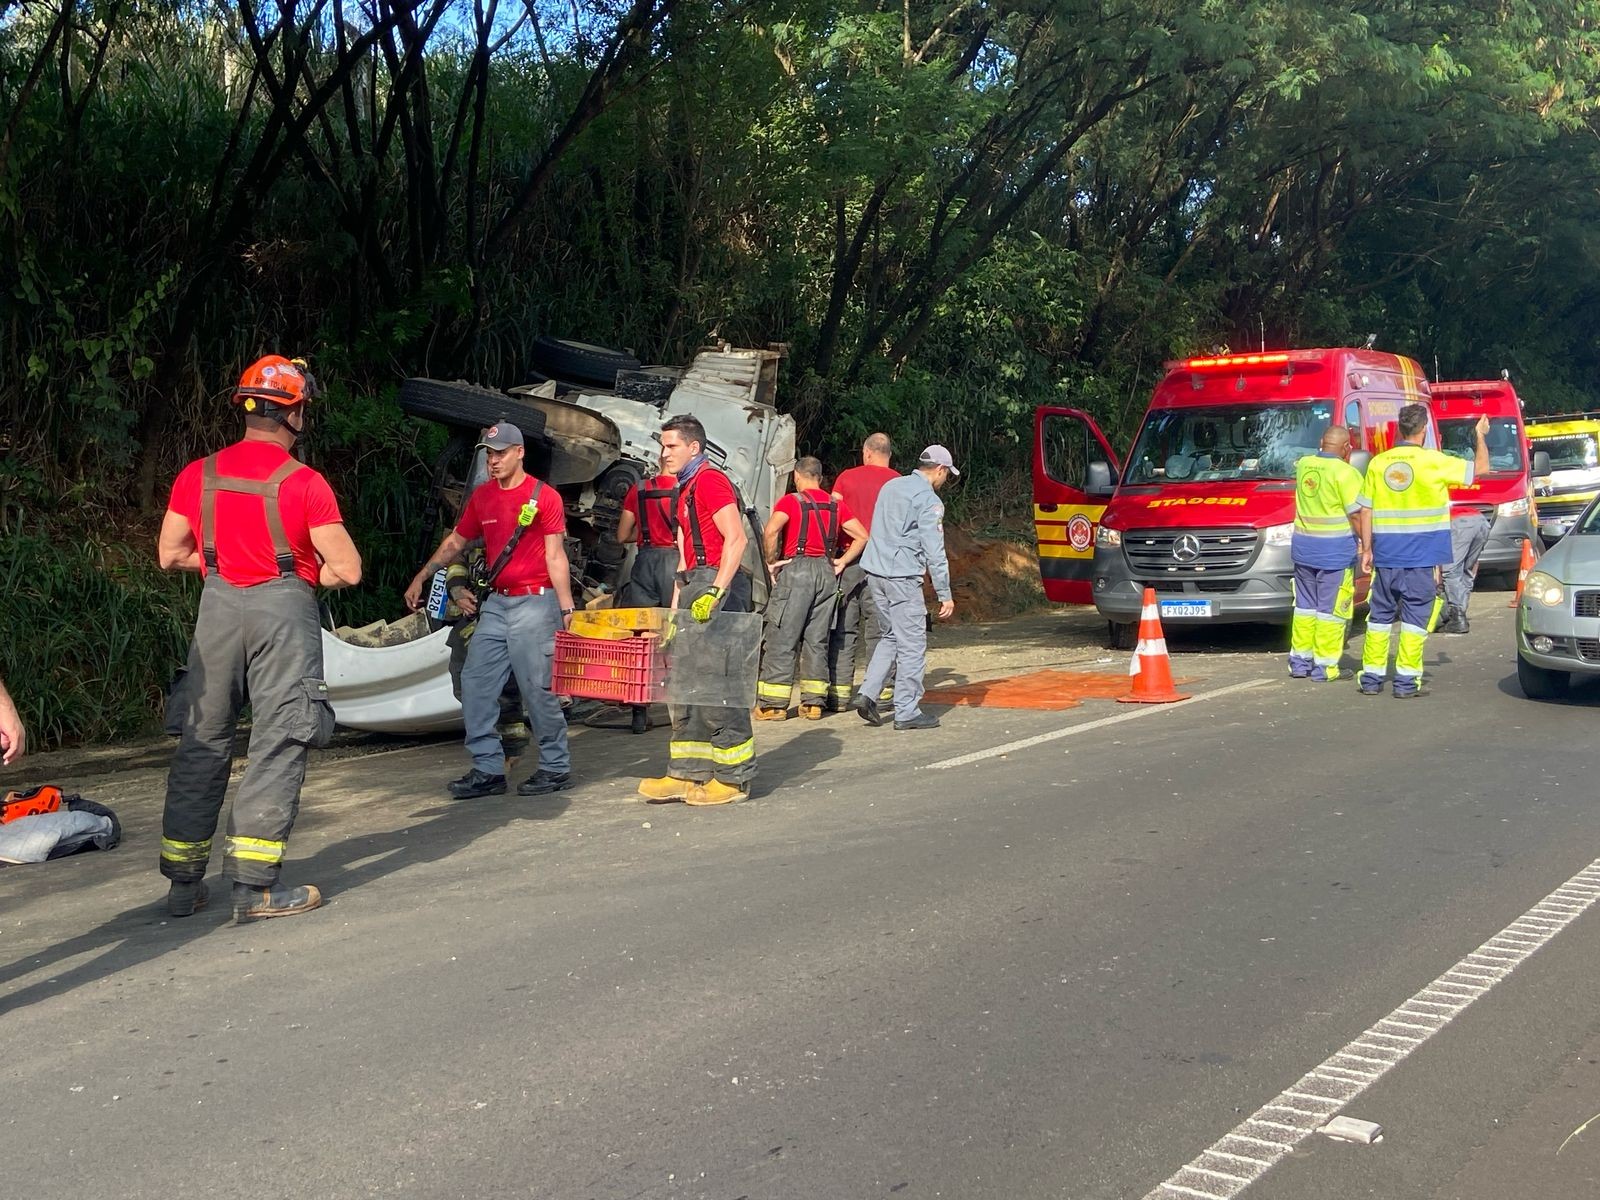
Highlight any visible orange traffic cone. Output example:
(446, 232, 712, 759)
(1508, 538, 1537, 608)
(1120, 588, 1191, 704)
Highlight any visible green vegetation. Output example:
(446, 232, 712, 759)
(4, 0, 1599, 745)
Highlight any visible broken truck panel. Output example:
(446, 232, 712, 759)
(323, 345, 797, 734)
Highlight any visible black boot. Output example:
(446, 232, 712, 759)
(231, 881, 322, 923)
(166, 879, 209, 918)
(1442, 607, 1470, 635)
(448, 768, 507, 799)
(852, 692, 883, 727)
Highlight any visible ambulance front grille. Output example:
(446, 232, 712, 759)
(1123, 527, 1259, 574)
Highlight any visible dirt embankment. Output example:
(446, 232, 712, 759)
(943, 525, 1044, 623)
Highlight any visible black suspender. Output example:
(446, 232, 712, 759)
(794, 496, 839, 558)
(636, 483, 680, 549)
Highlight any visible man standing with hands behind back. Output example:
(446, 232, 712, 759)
(406, 422, 576, 799)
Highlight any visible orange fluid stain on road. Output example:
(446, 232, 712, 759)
(924, 669, 1194, 711)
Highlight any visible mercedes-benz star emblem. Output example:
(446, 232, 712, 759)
(1172, 534, 1202, 563)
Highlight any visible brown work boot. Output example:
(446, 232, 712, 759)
(685, 780, 747, 806)
(800, 704, 824, 720)
(754, 706, 788, 721)
(231, 881, 322, 923)
(638, 775, 692, 803)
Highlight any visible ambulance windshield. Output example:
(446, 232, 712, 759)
(1440, 417, 1524, 474)
(1123, 402, 1335, 485)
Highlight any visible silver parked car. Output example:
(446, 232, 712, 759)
(1516, 499, 1600, 698)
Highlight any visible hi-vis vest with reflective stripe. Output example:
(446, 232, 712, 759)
(1291, 453, 1363, 570)
(1360, 444, 1471, 569)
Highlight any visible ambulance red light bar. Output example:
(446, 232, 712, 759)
(1184, 353, 1291, 369)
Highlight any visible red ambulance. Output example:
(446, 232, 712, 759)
(1033, 348, 1438, 647)
(1428, 379, 1538, 584)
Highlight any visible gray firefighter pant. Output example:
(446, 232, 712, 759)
(758, 556, 836, 709)
(160, 575, 334, 887)
(461, 590, 571, 777)
(622, 544, 679, 608)
(828, 563, 893, 707)
(860, 574, 930, 724)
(1443, 511, 1491, 615)
(668, 568, 756, 787)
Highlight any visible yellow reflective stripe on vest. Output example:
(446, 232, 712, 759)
(670, 739, 755, 766)
(160, 837, 212, 862)
(224, 835, 286, 864)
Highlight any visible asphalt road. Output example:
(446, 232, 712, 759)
(4, 598, 1600, 1200)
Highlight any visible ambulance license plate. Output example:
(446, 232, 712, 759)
(1159, 600, 1212, 619)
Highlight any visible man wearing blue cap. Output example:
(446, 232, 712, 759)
(854, 445, 958, 730)
(406, 422, 576, 797)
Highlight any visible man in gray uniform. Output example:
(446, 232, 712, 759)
(1440, 506, 1491, 635)
(854, 446, 958, 730)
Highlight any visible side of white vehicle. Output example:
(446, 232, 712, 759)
(322, 346, 797, 734)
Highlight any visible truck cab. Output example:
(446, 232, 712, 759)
(1034, 348, 1437, 645)
(1430, 379, 1537, 581)
(1525, 414, 1600, 542)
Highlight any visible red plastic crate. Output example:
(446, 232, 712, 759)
(552, 631, 664, 705)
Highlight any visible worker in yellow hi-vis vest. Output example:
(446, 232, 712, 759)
(1288, 426, 1364, 681)
(1357, 405, 1489, 697)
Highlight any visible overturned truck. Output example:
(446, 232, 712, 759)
(322, 343, 797, 733)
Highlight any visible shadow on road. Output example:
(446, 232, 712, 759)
(0, 792, 568, 1017)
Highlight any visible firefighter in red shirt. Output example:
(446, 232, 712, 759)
(638, 414, 755, 805)
(156, 355, 363, 921)
(828, 432, 899, 710)
(406, 423, 576, 799)
(616, 461, 679, 733)
(756, 457, 868, 719)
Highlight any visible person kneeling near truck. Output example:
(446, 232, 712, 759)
(1287, 426, 1364, 681)
(406, 422, 576, 799)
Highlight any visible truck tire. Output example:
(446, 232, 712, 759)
(1106, 620, 1137, 651)
(529, 337, 640, 388)
(1516, 654, 1568, 700)
(397, 378, 548, 437)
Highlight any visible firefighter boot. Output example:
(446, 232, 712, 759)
(638, 775, 693, 803)
(800, 704, 824, 720)
(754, 707, 789, 721)
(231, 881, 322, 923)
(685, 780, 747, 806)
(166, 879, 209, 918)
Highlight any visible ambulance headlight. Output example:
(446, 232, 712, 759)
(1096, 526, 1121, 548)
(1263, 522, 1295, 548)
(1498, 498, 1529, 517)
(1524, 570, 1564, 607)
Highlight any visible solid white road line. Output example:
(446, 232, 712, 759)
(1143, 859, 1600, 1200)
(923, 679, 1272, 770)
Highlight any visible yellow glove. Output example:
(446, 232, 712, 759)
(690, 586, 724, 623)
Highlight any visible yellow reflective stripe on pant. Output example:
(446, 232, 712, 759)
(225, 835, 286, 864)
(160, 837, 212, 863)
(670, 739, 755, 767)
(756, 681, 793, 702)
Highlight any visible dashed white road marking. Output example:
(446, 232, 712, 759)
(1144, 860, 1600, 1200)
(923, 679, 1272, 770)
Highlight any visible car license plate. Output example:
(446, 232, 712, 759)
(1159, 599, 1212, 619)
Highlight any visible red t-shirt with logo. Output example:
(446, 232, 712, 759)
(677, 467, 739, 568)
(774, 487, 856, 557)
(167, 440, 343, 588)
(455, 474, 566, 590)
(623, 474, 679, 548)
(833, 464, 897, 552)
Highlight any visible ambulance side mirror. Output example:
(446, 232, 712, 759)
(1532, 450, 1552, 478)
(1348, 450, 1371, 474)
(1085, 461, 1116, 497)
